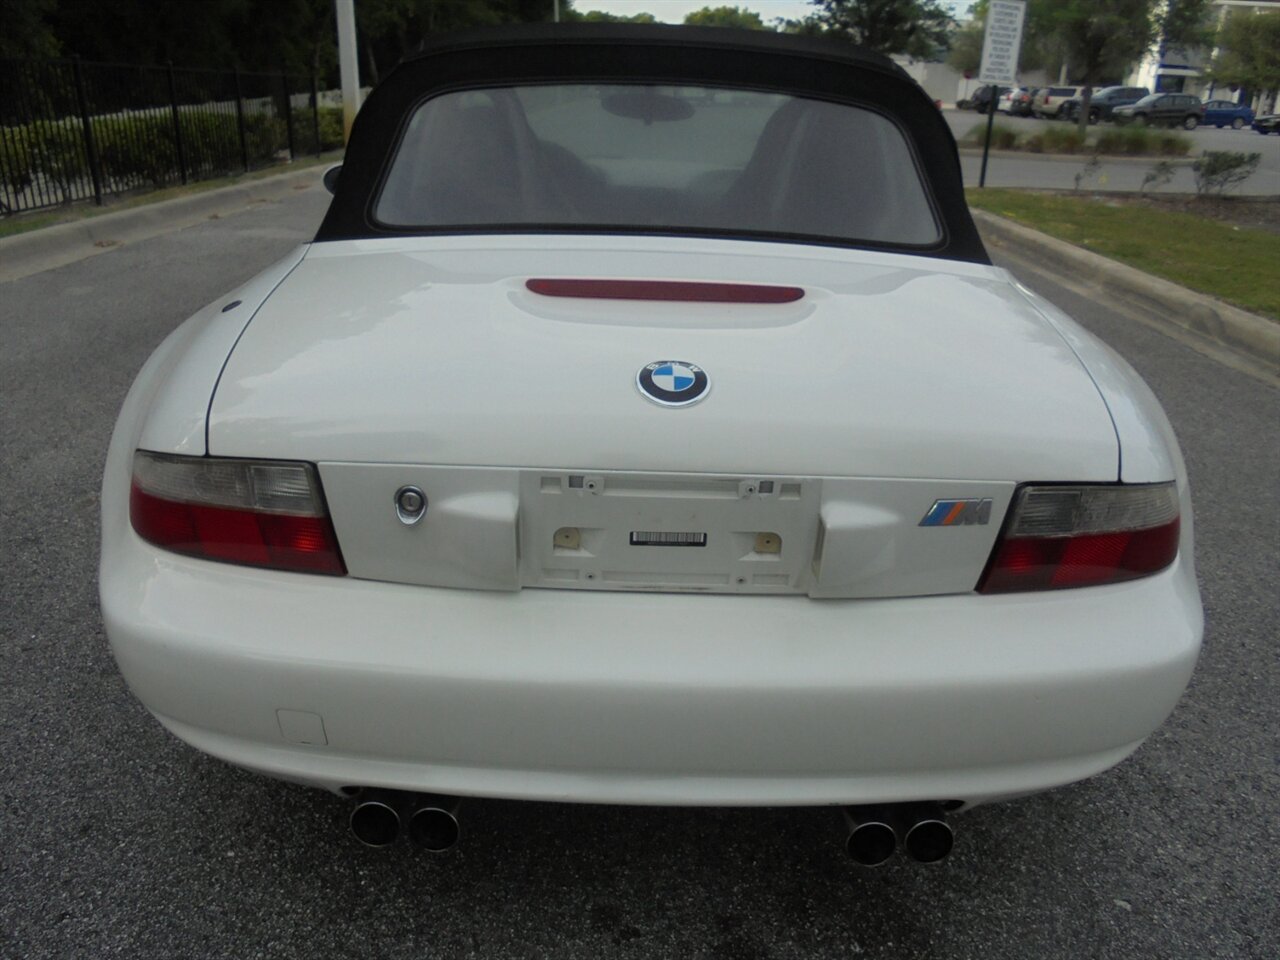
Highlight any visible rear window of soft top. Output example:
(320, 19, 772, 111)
(374, 84, 941, 248)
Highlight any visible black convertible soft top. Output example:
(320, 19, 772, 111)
(317, 23, 988, 264)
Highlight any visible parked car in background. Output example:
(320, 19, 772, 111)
(1005, 87, 1036, 116)
(1065, 86, 1150, 123)
(1253, 113, 1280, 134)
(1113, 93, 1204, 129)
(970, 84, 1009, 114)
(995, 86, 1033, 115)
(1033, 86, 1085, 119)
(1201, 100, 1254, 129)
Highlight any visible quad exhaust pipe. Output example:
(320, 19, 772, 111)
(352, 790, 950, 863)
(348, 790, 461, 851)
(349, 790, 402, 848)
(408, 797, 461, 852)
(843, 803, 954, 866)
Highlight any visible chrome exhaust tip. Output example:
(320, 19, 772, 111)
(407, 797, 461, 853)
(843, 806, 898, 867)
(903, 814, 953, 864)
(349, 792, 401, 848)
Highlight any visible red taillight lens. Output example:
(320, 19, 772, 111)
(979, 483, 1179, 594)
(130, 452, 346, 575)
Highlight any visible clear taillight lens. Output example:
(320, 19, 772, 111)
(130, 451, 346, 575)
(978, 483, 1179, 593)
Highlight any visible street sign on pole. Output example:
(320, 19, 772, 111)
(978, 0, 1026, 188)
(979, 0, 1026, 87)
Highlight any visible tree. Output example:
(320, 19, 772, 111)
(565, 8, 658, 23)
(946, 20, 983, 75)
(683, 6, 766, 30)
(791, 0, 955, 59)
(1210, 9, 1280, 104)
(354, 0, 558, 81)
(0, 0, 61, 58)
(19, 0, 559, 79)
(1029, 0, 1213, 135)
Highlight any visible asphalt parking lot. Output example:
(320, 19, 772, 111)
(1, 185, 1277, 959)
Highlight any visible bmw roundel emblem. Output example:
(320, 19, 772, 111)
(637, 361, 710, 407)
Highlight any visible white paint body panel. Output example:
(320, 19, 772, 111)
(207, 236, 1120, 481)
(99, 508, 1201, 806)
(102, 234, 1203, 807)
(1008, 276, 1180, 483)
(319, 463, 1015, 597)
(137, 246, 307, 456)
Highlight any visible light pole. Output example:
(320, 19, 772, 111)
(335, 0, 361, 143)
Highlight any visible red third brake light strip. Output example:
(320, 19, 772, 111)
(526, 278, 805, 303)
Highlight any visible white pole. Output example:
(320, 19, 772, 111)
(335, 0, 361, 143)
(554, 0, 560, 23)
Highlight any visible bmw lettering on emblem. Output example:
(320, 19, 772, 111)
(637, 361, 710, 407)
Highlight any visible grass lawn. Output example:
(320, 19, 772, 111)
(967, 189, 1280, 320)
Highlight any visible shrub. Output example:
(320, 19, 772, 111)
(962, 122, 1018, 150)
(1141, 160, 1176, 194)
(1073, 154, 1101, 191)
(243, 110, 287, 163)
(0, 125, 37, 192)
(95, 112, 180, 187)
(1094, 128, 1144, 155)
(291, 104, 348, 156)
(0, 107, 300, 207)
(26, 119, 88, 196)
(318, 106, 344, 149)
(1154, 132, 1192, 157)
(1093, 127, 1191, 157)
(178, 111, 242, 176)
(1025, 126, 1086, 155)
(1192, 151, 1262, 196)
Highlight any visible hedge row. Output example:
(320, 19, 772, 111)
(961, 123, 1192, 157)
(1, 105, 344, 198)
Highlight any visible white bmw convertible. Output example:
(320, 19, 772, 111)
(100, 25, 1202, 864)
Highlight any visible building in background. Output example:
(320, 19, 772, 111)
(1128, 0, 1279, 110)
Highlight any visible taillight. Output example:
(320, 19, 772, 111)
(979, 483, 1179, 593)
(130, 451, 346, 575)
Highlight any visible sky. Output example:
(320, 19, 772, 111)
(573, 1, 972, 24)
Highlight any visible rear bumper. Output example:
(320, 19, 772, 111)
(101, 525, 1202, 807)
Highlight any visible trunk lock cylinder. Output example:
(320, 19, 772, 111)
(395, 486, 428, 525)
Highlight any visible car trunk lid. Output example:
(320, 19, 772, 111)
(207, 236, 1117, 597)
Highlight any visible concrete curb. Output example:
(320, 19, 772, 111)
(0, 164, 330, 283)
(972, 208, 1279, 372)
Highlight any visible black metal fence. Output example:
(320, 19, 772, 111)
(0, 57, 346, 215)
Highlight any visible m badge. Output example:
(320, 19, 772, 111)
(919, 498, 993, 527)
